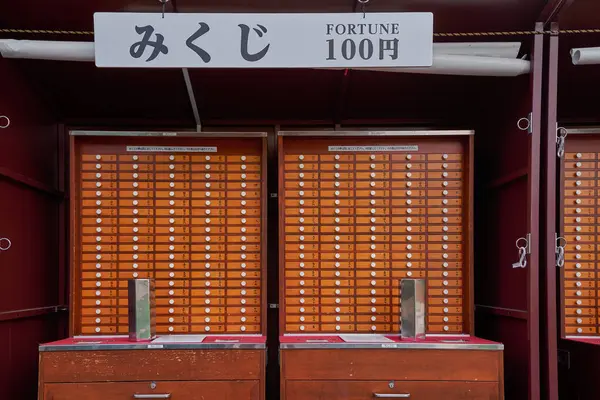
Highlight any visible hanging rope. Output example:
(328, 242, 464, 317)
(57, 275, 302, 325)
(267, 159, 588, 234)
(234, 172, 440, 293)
(1, 27, 600, 37)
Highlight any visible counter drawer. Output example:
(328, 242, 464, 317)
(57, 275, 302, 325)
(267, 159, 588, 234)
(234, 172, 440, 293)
(43, 380, 259, 400)
(285, 380, 499, 400)
(281, 349, 502, 381)
(40, 349, 263, 382)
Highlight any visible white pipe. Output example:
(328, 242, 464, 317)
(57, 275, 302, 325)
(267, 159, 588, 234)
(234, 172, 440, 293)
(0, 39, 94, 62)
(571, 47, 600, 65)
(355, 54, 530, 77)
(0, 39, 529, 76)
(434, 42, 521, 58)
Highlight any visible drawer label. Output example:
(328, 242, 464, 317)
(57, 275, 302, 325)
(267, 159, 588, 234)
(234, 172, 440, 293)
(328, 145, 418, 152)
(126, 146, 217, 153)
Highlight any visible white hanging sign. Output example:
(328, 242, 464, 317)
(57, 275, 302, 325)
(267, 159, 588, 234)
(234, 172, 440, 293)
(93, 12, 433, 68)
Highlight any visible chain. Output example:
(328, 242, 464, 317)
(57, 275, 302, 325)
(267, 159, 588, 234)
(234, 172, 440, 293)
(2, 27, 600, 37)
(0, 28, 93, 35)
(555, 236, 567, 268)
(556, 127, 568, 158)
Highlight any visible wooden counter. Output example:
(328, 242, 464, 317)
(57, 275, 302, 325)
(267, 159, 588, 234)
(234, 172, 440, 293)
(38, 336, 265, 400)
(279, 335, 504, 400)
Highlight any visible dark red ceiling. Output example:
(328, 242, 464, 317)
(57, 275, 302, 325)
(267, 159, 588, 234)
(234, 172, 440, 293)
(553, 0, 600, 122)
(558, 0, 600, 29)
(0, 0, 548, 34)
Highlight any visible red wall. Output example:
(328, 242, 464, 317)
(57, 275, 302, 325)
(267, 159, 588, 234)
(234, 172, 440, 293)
(0, 58, 66, 399)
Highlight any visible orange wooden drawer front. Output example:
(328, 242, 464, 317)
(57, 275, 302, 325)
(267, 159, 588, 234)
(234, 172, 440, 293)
(285, 381, 499, 400)
(43, 381, 260, 400)
(280, 136, 471, 335)
(40, 349, 263, 382)
(281, 349, 500, 381)
(74, 137, 266, 336)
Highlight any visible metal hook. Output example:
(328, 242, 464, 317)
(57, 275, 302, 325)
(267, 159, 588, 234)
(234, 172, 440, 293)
(517, 115, 532, 133)
(0, 238, 11, 251)
(556, 235, 567, 268)
(358, 0, 369, 18)
(512, 237, 529, 269)
(556, 127, 568, 158)
(0, 116, 10, 129)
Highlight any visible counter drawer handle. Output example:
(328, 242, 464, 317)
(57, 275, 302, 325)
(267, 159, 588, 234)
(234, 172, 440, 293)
(373, 394, 411, 398)
(133, 395, 171, 399)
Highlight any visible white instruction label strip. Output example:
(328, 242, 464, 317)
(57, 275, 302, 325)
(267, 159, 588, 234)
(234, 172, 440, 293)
(328, 145, 418, 152)
(126, 146, 217, 152)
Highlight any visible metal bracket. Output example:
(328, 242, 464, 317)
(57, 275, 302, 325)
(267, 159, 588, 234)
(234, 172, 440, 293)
(270, 193, 278, 198)
(556, 125, 567, 158)
(517, 112, 533, 134)
(512, 233, 531, 269)
(269, 303, 279, 309)
(0, 237, 11, 251)
(522, 233, 532, 254)
(0, 116, 10, 129)
(558, 349, 571, 370)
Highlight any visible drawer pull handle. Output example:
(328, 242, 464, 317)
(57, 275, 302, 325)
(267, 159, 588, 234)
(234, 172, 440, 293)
(133, 395, 171, 399)
(373, 394, 410, 398)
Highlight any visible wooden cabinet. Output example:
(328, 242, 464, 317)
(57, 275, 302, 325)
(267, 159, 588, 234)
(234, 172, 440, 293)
(560, 142, 600, 338)
(281, 348, 503, 400)
(38, 348, 265, 400)
(278, 133, 473, 336)
(71, 134, 268, 336)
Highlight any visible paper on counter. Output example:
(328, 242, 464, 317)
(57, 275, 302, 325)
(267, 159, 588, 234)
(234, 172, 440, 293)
(339, 334, 393, 343)
(151, 335, 207, 343)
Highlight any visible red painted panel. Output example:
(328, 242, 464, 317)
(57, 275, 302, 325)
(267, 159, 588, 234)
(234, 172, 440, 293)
(0, 181, 60, 312)
(344, 71, 480, 123)
(477, 314, 529, 399)
(476, 178, 529, 310)
(13, 60, 194, 125)
(0, 59, 57, 187)
(189, 69, 340, 121)
(556, 0, 600, 29)
(0, 58, 64, 400)
(472, 27, 543, 400)
(0, 316, 62, 400)
(558, 339, 600, 399)
(541, 23, 559, 400)
(557, 33, 600, 123)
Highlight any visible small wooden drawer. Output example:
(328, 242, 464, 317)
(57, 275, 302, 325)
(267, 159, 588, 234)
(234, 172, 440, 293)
(284, 380, 499, 400)
(43, 380, 260, 400)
